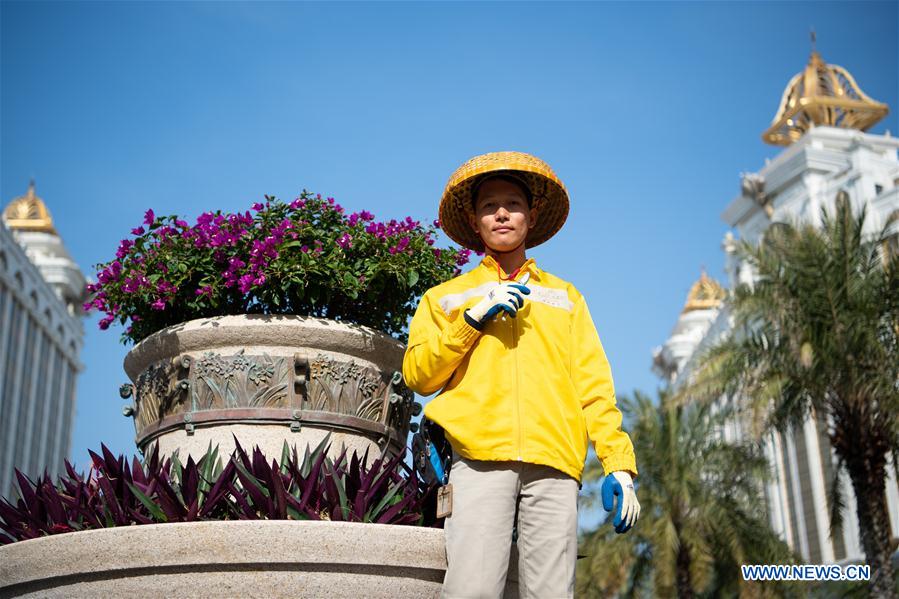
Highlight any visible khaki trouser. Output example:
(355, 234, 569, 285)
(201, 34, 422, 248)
(441, 454, 579, 599)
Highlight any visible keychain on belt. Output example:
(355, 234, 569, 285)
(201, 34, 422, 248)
(433, 441, 452, 518)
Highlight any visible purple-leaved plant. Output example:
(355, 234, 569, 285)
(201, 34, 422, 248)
(0, 436, 438, 545)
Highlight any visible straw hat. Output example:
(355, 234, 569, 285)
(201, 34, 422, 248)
(438, 151, 570, 252)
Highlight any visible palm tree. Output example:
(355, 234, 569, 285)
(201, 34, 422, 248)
(682, 193, 899, 598)
(576, 389, 800, 598)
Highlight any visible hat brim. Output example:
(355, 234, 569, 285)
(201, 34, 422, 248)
(439, 156, 569, 252)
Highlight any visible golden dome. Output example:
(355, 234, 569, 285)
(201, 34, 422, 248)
(762, 50, 889, 146)
(682, 270, 726, 313)
(3, 180, 57, 234)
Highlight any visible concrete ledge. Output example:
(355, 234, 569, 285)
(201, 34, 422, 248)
(0, 520, 519, 598)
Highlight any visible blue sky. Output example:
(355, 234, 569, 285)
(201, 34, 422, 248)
(2, 1, 897, 525)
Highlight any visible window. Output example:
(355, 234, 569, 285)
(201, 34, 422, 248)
(883, 210, 899, 263)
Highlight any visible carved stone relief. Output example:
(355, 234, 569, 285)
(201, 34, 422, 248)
(189, 350, 290, 412)
(127, 348, 417, 444)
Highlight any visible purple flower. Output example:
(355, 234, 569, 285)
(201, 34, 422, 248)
(301, 245, 309, 253)
(157, 280, 176, 295)
(432, 248, 442, 258)
(336, 233, 353, 249)
(131, 226, 145, 236)
(238, 274, 255, 294)
(116, 239, 134, 259)
(433, 219, 441, 229)
(143, 209, 155, 226)
(360, 210, 374, 222)
(290, 198, 306, 209)
(151, 299, 166, 311)
(456, 248, 471, 266)
(195, 285, 213, 298)
(252, 202, 264, 211)
(122, 277, 141, 294)
(396, 236, 410, 252)
(174, 219, 188, 228)
(97, 261, 123, 284)
(98, 315, 115, 330)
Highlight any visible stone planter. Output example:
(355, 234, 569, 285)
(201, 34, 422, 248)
(121, 315, 418, 464)
(0, 520, 520, 598)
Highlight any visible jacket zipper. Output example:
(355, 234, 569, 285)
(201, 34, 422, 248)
(514, 300, 522, 461)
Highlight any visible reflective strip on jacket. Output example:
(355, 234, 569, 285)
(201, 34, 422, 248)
(402, 254, 637, 482)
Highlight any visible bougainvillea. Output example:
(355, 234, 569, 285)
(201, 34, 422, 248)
(85, 191, 473, 344)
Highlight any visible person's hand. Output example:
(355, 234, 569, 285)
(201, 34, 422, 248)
(465, 272, 531, 328)
(601, 470, 640, 534)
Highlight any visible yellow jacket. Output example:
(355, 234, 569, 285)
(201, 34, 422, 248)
(402, 255, 637, 482)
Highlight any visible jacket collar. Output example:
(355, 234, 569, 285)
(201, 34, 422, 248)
(479, 254, 542, 281)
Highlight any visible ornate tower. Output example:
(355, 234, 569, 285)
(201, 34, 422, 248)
(2, 181, 87, 315)
(0, 181, 87, 498)
(762, 48, 889, 146)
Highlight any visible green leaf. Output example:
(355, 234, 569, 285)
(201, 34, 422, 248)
(287, 505, 310, 520)
(126, 482, 169, 522)
(365, 482, 403, 522)
(407, 270, 419, 287)
(329, 468, 350, 520)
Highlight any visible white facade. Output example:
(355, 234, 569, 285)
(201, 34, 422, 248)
(654, 125, 899, 564)
(0, 190, 86, 501)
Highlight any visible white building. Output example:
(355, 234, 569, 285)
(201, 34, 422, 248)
(652, 50, 899, 564)
(0, 181, 87, 500)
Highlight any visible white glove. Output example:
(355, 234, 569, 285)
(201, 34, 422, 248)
(464, 272, 531, 329)
(601, 470, 640, 533)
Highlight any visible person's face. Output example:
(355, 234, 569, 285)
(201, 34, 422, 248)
(468, 178, 537, 252)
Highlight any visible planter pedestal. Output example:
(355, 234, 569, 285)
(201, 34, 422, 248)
(122, 315, 417, 465)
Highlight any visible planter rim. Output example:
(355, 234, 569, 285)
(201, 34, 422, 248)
(135, 408, 404, 453)
(123, 314, 406, 380)
(0, 520, 446, 591)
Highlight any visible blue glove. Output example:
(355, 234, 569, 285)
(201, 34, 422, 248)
(601, 470, 640, 534)
(465, 272, 531, 329)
